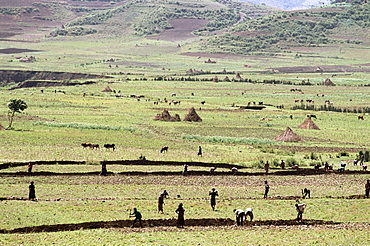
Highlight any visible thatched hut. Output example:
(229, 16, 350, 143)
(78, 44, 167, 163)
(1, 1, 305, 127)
(153, 109, 180, 122)
(298, 117, 320, 130)
(275, 127, 304, 142)
(183, 107, 202, 122)
(235, 72, 242, 80)
(324, 78, 336, 86)
(223, 76, 231, 82)
(213, 76, 219, 82)
(102, 86, 113, 92)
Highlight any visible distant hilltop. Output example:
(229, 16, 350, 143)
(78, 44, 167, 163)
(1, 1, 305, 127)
(240, 0, 332, 10)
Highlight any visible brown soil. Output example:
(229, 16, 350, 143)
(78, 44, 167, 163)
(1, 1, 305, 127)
(0, 218, 343, 234)
(147, 19, 209, 42)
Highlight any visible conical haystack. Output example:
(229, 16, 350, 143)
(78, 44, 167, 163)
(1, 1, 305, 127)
(324, 78, 336, 86)
(298, 117, 320, 130)
(183, 107, 202, 122)
(102, 86, 113, 92)
(153, 109, 180, 122)
(275, 127, 304, 142)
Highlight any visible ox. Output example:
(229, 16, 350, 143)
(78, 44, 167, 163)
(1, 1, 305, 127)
(358, 115, 364, 120)
(104, 144, 115, 151)
(90, 144, 99, 149)
(160, 146, 168, 153)
(81, 143, 92, 148)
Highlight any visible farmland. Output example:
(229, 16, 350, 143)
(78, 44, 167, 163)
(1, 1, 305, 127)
(0, 0, 370, 245)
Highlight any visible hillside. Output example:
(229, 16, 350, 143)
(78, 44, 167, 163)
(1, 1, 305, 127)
(240, 0, 333, 10)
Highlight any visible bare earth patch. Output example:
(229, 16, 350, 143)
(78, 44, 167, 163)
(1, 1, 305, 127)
(147, 19, 208, 42)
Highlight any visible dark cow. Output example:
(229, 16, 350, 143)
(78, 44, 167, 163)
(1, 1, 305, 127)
(104, 144, 115, 151)
(90, 144, 99, 149)
(201, 101, 206, 105)
(160, 146, 168, 153)
(307, 114, 317, 119)
(358, 115, 364, 120)
(81, 143, 92, 148)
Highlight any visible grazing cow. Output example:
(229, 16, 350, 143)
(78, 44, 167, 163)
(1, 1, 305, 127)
(90, 144, 99, 149)
(104, 144, 115, 151)
(160, 146, 168, 153)
(363, 165, 368, 171)
(81, 143, 92, 148)
(171, 93, 176, 97)
(294, 99, 300, 103)
(358, 115, 364, 120)
(201, 101, 206, 105)
(308, 114, 317, 119)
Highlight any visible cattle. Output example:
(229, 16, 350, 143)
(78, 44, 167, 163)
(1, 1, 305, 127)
(201, 101, 206, 105)
(171, 93, 176, 97)
(294, 99, 300, 103)
(306, 99, 314, 103)
(104, 144, 115, 151)
(307, 114, 317, 119)
(160, 146, 168, 153)
(358, 115, 364, 120)
(90, 144, 99, 149)
(81, 143, 92, 148)
(363, 165, 368, 171)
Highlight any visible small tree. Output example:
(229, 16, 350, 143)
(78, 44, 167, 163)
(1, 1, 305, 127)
(7, 99, 27, 129)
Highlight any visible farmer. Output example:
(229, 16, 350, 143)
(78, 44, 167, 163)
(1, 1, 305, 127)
(365, 180, 370, 198)
(175, 203, 185, 228)
(245, 207, 254, 222)
(130, 208, 143, 227)
(209, 188, 219, 211)
(29, 181, 36, 200)
(302, 188, 311, 199)
(295, 201, 306, 221)
(182, 164, 188, 176)
(27, 163, 33, 173)
(264, 181, 270, 199)
(233, 209, 245, 226)
(264, 161, 270, 174)
(280, 160, 285, 169)
(158, 194, 165, 213)
(161, 190, 169, 198)
(99, 162, 107, 176)
(197, 146, 202, 157)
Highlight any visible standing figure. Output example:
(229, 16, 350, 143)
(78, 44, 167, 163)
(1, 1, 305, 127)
(295, 201, 306, 221)
(175, 203, 185, 228)
(182, 164, 188, 176)
(161, 190, 169, 198)
(264, 161, 270, 174)
(365, 180, 370, 198)
(264, 181, 270, 199)
(209, 188, 219, 211)
(27, 163, 33, 173)
(100, 162, 107, 176)
(29, 181, 36, 200)
(234, 209, 245, 226)
(209, 167, 216, 175)
(130, 208, 143, 227)
(280, 160, 285, 169)
(197, 146, 202, 157)
(158, 194, 165, 213)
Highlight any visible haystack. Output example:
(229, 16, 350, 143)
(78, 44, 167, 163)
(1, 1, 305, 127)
(102, 86, 113, 92)
(235, 72, 242, 80)
(183, 107, 202, 122)
(153, 109, 180, 122)
(298, 117, 320, 130)
(213, 76, 219, 82)
(324, 78, 336, 86)
(275, 127, 304, 142)
(223, 76, 231, 82)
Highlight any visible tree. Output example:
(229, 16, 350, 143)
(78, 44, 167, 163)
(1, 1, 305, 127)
(7, 99, 27, 129)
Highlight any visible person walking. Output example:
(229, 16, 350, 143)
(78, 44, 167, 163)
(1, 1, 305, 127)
(175, 203, 185, 228)
(29, 181, 36, 200)
(158, 194, 165, 213)
(197, 146, 202, 157)
(264, 181, 270, 199)
(365, 180, 370, 198)
(209, 188, 219, 211)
